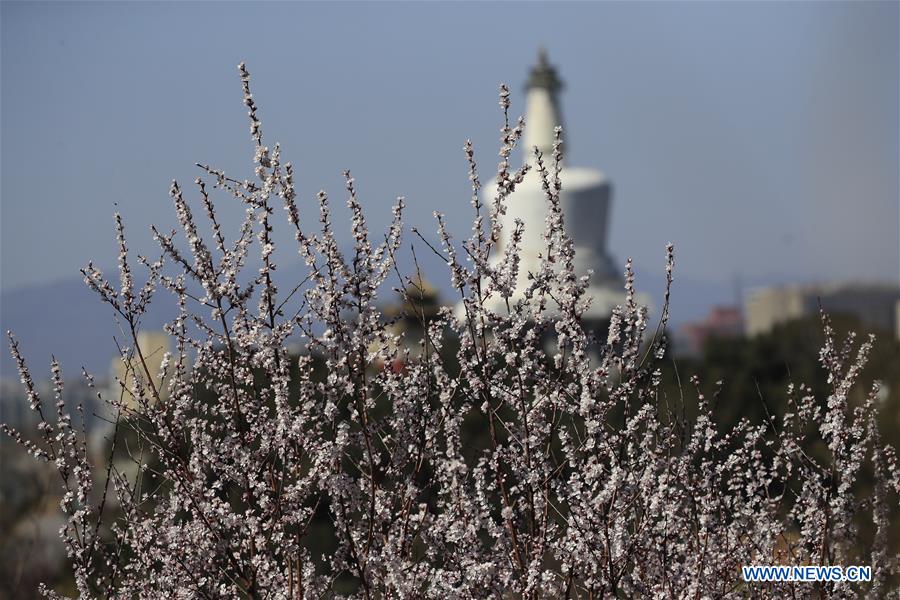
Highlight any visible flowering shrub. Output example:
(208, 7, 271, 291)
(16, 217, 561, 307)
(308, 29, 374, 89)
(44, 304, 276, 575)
(3, 64, 899, 599)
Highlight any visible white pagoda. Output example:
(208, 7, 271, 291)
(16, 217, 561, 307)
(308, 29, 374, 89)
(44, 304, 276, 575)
(475, 50, 634, 325)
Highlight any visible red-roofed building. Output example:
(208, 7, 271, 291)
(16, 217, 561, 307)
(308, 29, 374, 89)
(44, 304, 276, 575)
(678, 306, 744, 356)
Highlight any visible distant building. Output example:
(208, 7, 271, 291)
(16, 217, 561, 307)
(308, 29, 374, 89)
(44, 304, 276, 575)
(0, 379, 38, 430)
(108, 331, 172, 407)
(744, 282, 900, 337)
(374, 275, 442, 371)
(677, 305, 744, 356)
(459, 50, 646, 328)
(0, 376, 107, 435)
(92, 331, 173, 465)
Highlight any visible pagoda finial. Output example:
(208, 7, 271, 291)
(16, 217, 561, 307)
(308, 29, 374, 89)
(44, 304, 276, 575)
(524, 47, 565, 163)
(526, 47, 563, 93)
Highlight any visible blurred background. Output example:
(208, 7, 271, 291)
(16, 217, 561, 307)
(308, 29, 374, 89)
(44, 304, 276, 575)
(1, 2, 898, 597)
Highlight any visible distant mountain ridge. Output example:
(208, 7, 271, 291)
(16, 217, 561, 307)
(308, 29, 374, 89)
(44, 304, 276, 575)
(0, 272, 178, 382)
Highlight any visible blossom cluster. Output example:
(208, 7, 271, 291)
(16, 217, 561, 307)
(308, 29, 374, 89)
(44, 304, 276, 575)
(3, 64, 899, 599)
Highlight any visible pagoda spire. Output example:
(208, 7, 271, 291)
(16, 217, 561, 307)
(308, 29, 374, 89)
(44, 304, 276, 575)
(524, 48, 565, 164)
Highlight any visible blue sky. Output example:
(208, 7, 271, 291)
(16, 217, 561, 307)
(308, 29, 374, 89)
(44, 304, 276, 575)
(2, 1, 898, 300)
